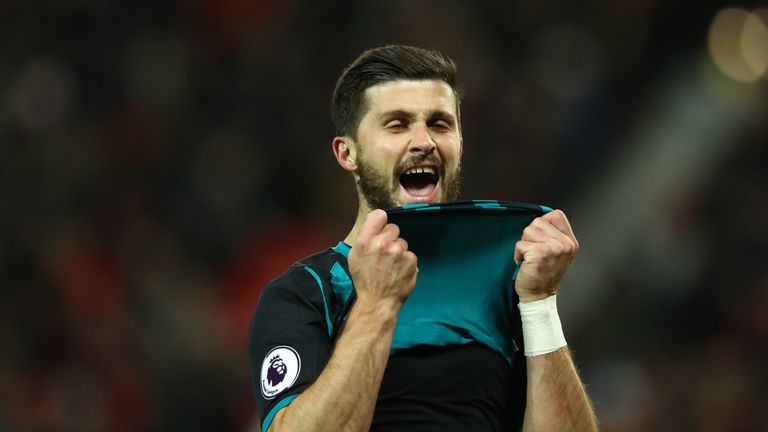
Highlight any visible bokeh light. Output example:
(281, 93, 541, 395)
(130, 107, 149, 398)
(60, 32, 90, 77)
(708, 8, 768, 83)
(742, 11, 768, 79)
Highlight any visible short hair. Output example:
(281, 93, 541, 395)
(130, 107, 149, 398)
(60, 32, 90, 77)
(331, 45, 462, 138)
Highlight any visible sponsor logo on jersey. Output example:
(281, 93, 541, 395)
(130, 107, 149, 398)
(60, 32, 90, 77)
(261, 345, 301, 399)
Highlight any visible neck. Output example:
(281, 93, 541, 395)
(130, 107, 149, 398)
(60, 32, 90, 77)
(344, 200, 373, 246)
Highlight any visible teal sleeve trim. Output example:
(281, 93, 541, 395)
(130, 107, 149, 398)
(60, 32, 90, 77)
(539, 205, 553, 212)
(330, 262, 353, 305)
(303, 266, 333, 338)
(261, 394, 299, 432)
(415, 206, 441, 211)
(402, 203, 430, 209)
(332, 241, 351, 257)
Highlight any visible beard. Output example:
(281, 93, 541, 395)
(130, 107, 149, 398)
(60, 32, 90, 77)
(355, 152, 462, 210)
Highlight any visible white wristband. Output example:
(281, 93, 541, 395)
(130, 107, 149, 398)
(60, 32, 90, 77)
(518, 295, 567, 356)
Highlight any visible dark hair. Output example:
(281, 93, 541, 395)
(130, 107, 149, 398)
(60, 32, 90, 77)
(331, 45, 462, 138)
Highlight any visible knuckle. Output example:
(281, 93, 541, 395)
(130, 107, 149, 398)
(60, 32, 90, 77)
(372, 238, 386, 252)
(547, 241, 563, 256)
(390, 242, 403, 254)
(356, 237, 370, 249)
(406, 251, 418, 264)
(383, 225, 398, 239)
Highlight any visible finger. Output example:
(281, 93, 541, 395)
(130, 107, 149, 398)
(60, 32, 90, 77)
(516, 240, 551, 262)
(530, 217, 577, 251)
(514, 240, 534, 264)
(378, 223, 400, 243)
(521, 225, 549, 243)
(395, 237, 409, 252)
(405, 250, 418, 267)
(357, 209, 388, 243)
(542, 210, 578, 247)
(388, 240, 404, 255)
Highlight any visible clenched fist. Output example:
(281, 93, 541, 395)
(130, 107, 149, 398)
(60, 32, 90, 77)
(348, 209, 419, 307)
(514, 209, 579, 303)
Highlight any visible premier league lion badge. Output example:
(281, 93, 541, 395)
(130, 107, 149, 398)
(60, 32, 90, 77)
(261, 346, 301, 399)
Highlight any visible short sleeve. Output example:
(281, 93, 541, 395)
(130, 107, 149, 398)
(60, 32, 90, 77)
(249, 265, 334, 431)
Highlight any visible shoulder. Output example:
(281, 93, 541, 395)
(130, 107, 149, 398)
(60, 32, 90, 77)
(258, 248, 344, 306)
(249, 247, 346, 353)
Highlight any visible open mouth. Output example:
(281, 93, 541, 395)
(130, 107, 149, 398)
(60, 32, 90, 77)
(399, 166, 439, 198)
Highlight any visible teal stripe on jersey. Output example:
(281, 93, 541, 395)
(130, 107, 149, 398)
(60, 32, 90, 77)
(329, 261, 354, 328)
(402, 203, 430, 209)
(332, 241, 350, 257)
(303, 266, 333, 338)
(261, 394, 299, 432)
(474, 201, 502, 209)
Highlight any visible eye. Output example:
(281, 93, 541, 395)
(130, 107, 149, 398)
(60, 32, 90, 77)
(430, 120, 452, 131)
(385, 120, 408, 131)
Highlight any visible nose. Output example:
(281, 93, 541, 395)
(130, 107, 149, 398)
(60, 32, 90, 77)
(409, 122, 436, 155)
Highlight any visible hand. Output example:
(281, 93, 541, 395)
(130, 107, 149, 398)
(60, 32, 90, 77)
(348, 209, 419, 307)
(514, 210, 579, 303)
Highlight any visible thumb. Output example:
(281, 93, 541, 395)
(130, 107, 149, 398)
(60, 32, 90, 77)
(357, 209, 388, 242)
(514, 240, 533, 265)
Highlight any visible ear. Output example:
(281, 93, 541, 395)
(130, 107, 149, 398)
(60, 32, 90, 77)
(332, 137, 358, 172)
(459, 137, 464, 158)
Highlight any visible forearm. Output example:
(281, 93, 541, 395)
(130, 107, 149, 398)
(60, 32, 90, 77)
(268, 299, 398, 432)
(522, 347, 597, 432)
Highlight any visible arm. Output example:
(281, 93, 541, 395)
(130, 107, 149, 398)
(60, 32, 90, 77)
(523, 348, 596, 431)
(269, 299, 398, 431)
(269, 210, 417, 432)
(514, 210, 598, 432)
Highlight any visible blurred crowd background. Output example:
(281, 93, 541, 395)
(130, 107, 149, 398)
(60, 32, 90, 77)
(1, 0, 767, 431)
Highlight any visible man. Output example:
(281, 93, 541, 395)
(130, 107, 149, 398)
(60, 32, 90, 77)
(249, 45, 598, 431)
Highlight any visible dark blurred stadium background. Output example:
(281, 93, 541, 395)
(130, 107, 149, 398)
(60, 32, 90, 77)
(1, 1, 767, 431)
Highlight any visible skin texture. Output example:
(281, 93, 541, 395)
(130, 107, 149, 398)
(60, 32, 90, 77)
(334, 79, 463, 239)
(514, 209, 598, 431)
(267, 79, 598, 431)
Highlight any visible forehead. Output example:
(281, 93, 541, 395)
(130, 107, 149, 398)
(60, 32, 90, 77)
(363, 79, 457, 117)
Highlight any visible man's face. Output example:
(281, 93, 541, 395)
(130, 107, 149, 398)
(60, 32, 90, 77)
(351, 79, 463, 209)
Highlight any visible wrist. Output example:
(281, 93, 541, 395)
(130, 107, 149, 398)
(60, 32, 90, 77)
(348, 297, 401, 328)
(518, 295, 567, 356)
(518, 292, 553, 303)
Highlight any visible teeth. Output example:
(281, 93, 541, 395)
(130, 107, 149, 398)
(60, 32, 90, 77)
(404, 167, 436, 175)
